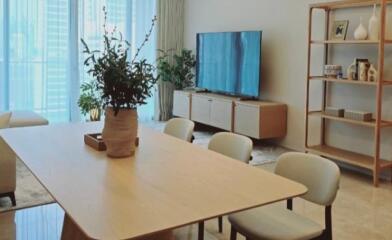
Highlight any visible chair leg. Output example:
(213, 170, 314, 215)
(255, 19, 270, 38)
(230, 226, 237, 240)
(325, 206, 332, 240)
(218, 216, 223, 233)
(10, 192, 16, 206)
(198, 221, 204, 240)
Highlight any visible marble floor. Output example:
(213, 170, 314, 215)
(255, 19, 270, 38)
(1, 165, 392, 240)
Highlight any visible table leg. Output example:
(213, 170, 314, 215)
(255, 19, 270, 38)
(136, 231, 174, 240)
(61, 214, 91, 240)
(61, 213, 174, 240)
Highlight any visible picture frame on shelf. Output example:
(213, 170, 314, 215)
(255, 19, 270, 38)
(331, 20, 349, 40)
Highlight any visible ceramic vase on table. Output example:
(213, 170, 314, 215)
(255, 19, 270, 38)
(354, 17, 368, 40)
(368, 4, 379, 41)
(102, 107, 138, 158)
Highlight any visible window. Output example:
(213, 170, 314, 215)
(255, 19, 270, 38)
(0, 0, 156, 123)
(6, 0, 70, 122)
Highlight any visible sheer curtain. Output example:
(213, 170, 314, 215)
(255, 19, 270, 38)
(0, 0, 70, 122)
(0, 0, 157, 123)
(79, 0, 156, 122)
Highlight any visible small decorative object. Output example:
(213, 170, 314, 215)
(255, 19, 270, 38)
(337, 72, 343, 79)
(84, 133, 140, 152)
(347, 60, 357, 80)
(355, 58, 369, 80)
(358, 61, 370, 81)
(368, 64, 378, 82)
(82, 8, 158, 158)
(354, 17, 368, 40)
(324, 107, 345, 117)
(84, 133, 107, 151)
(368, 4, 379, 41)
(344, 110, 373, 122)
(331, 20, 349, 40)
(324, 65, 342, 78)
(78, 81, 103, 121)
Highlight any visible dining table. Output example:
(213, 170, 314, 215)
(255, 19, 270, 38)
(0, 122, 307, 240)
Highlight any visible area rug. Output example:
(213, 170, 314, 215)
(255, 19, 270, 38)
(144, 121, 289, 166)
(0, 159, 54, 213)
(0, 121, 288, 213)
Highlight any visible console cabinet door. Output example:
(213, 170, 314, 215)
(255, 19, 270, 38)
(234, 103, 260, 139)
(210, 99, 233, 131)
(191, 95, 211, 125)
(173, 91, 191, 119)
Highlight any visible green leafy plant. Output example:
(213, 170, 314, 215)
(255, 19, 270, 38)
(157, 49, 196, 90)
(81, 7, 158, 116)
(78, 81, 103, 116)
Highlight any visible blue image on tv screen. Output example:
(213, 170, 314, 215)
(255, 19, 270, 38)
(196, 31, 262, 97)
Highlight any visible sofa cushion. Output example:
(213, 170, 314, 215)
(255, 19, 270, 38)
(9, 111, 49, 128)
(0, 112, 12, 129)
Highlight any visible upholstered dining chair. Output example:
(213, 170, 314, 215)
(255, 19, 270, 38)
(0, 112, 16, 206)
(164, 118, 195, 143)
(197, 132, 253, 240)
(228, 152, 340, 240)
(0, 112, 12, 129)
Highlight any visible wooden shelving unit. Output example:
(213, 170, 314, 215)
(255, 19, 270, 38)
(305, 0, 392, 186)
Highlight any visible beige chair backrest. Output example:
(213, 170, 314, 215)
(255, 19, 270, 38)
(0, 112, 12, 129)
(164, 118, 195, 142)
(208, 132, 253, 163)
(275, 152, 340, 206)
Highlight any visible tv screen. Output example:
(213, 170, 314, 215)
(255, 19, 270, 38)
(196, 31, 262, 97)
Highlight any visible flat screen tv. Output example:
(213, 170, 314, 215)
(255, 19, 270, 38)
(196, 31, 262, 98)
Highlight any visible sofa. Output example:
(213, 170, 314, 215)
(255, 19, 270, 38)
(0, 111, 49, 206)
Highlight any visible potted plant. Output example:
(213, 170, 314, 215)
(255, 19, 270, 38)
(78, 81, 103, 121)
(157, 49, 196, 90)
(82, 9, 158, 158)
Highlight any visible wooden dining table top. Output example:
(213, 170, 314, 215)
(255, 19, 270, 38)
(0, 122, 307, 240)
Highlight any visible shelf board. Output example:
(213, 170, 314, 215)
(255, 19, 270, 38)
(306, 145, 392, 170)
(310, 0, 392, 10)
(308, 111, 392, 128)
(311, 40, 380, 44)
(310, 76, 392, 86)
(309, 76, 379, 85)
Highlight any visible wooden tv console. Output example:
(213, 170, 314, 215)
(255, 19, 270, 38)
(173, 90, 287, 139)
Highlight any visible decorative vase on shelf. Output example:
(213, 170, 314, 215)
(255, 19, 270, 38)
(359, 62, 370, 81)
(347, 60, 357, 80)
(354, 17, 368, 40)
(368, 64, 378, 82)
(368, 4, 379, 41)
(102, 107, 138, 158)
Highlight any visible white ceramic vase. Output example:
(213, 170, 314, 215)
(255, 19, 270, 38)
(354, 17, 368, 40)
(368, 4, 379, 41)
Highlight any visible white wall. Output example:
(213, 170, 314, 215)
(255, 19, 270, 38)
(184, 0, 392, 161)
